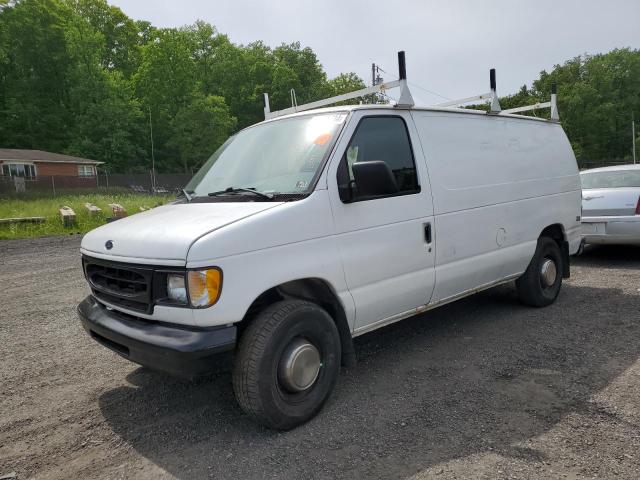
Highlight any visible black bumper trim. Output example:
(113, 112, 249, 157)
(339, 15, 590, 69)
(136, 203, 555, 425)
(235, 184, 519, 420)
(78, 295, 236, 377)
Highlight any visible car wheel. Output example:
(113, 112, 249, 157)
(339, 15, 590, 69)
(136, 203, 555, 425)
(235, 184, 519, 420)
(232, 300, 341, 430)
(516, 236, 563, 307)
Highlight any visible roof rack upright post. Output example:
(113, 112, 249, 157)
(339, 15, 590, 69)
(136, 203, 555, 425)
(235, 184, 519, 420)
(396, 51, 415, 108)
(263, 93, 271, 119)
(489, 68, 501, 114)
(550, 83, 559, 121)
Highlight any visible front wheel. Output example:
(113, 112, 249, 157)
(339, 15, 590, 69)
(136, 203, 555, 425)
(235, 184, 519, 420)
(232, 300, 341, 430)
(516, 236, 563, 307)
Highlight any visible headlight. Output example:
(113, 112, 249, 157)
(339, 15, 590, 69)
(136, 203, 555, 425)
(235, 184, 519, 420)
(167, 274, 187, 304)
(187, 268, 222, 308)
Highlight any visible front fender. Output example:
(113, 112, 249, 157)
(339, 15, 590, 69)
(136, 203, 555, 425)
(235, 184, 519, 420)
(189, 236, 356, 331)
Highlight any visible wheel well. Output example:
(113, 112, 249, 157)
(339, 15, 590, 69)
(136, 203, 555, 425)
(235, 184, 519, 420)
(540, 223, 565, 243)
(241, 279, 356, 367)
(539, 223, 570, 278)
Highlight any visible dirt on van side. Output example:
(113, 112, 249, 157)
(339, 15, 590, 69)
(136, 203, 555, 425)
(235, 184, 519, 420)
(1, 235, 640, 480)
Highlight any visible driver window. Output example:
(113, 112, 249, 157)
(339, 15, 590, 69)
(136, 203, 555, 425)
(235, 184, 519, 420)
(337, 116, 419, 201)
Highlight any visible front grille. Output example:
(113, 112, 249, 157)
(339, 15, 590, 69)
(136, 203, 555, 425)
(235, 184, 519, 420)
(84, 258, 153, 313)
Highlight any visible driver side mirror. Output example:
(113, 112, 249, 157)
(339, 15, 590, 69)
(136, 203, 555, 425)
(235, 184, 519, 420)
(351, 161, 398, 198)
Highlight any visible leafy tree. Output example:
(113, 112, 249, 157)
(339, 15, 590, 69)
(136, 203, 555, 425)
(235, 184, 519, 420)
(65, 0, 142, 76)
(183, 20, 229, 94)
(326, 72, 366, 95)
(133, 28, 197, 170)
(273, 42, 327, 104)
(0, 0, 74, 151)
(65, 71, 145, 171)
(167, 93, 236, 173)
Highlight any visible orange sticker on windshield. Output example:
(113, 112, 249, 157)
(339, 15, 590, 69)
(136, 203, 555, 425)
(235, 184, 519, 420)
(314, 133, 332, 145)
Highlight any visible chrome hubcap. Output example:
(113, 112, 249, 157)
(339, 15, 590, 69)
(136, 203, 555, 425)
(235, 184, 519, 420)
(278, 338, 321, 392)
(540, 258, 557, 288)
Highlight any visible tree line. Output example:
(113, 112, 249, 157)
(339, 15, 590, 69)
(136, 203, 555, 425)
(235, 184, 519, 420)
(1, 0, 638, 173)
(0, 0, 366, 173)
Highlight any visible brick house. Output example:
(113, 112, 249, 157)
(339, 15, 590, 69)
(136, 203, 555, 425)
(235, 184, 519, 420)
(0, 149, 103, 179)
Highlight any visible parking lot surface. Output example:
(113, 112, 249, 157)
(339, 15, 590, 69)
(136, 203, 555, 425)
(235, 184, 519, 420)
(1, 236, 639, 479)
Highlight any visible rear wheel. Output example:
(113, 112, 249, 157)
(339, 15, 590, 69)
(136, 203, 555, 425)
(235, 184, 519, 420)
(232, 300, 341, 430)
(516, 236, 563, 307)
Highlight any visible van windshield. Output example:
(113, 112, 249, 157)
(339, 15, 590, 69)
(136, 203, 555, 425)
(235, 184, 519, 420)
(186, 112, 348, 199)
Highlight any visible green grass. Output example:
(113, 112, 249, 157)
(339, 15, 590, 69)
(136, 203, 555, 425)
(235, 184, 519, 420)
(0, 193, 175, 240)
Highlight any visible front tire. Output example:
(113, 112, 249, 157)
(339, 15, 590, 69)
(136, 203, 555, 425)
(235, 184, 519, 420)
(232, 300, 341, 430)
(516, 236, 563, 307)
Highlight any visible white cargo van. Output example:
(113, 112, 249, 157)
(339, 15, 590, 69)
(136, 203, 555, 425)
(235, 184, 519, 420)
(78, 53, 582, 429)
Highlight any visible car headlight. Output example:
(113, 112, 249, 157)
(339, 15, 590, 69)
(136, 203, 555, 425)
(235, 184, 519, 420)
(187, 268, 222, 308)
(167, 274, 187, 304)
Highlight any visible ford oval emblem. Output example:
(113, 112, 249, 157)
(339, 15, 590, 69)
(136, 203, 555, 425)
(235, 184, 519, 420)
(105, 240, 114, 250)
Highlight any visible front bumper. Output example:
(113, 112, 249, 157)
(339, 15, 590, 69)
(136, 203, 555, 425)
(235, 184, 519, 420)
(581, 215, 640, 245)
(78, 295, 236, 378)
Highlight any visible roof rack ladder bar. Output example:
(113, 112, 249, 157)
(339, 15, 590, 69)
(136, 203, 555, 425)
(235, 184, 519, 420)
(262, 51, 414, 119)
(500, 82, 559, 121)
(263, 81, 400, 119)
(434, 92, 494, 108)
(501, 101, 552, 114)
(489, 68, 501, 114)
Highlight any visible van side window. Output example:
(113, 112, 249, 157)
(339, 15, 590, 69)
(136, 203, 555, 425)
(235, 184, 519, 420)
(337, 116, 419, 202)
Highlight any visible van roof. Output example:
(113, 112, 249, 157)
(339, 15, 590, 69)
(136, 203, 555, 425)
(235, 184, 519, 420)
(265, 103, 557, 125)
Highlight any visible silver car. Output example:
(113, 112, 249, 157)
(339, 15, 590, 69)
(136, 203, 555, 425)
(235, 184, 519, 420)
(580, 164, 640, 247)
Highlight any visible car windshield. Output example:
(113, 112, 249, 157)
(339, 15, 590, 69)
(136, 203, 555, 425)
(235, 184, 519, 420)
(186, 112, 348, 199)
(580, 169, 640, 189)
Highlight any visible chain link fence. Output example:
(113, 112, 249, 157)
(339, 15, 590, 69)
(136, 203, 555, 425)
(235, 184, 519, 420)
(1, 160, 637, 196)
(0, 172, 192, 197)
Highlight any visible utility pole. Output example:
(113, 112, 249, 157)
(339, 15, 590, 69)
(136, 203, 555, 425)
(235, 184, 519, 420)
(148, 106, 156, 192)
(633, 112, 637, 164)
(370, 63, 384, 103)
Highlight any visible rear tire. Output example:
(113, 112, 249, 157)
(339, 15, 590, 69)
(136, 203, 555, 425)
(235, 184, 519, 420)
(232, 300, 341, 430)
(516, 236, 563, 307)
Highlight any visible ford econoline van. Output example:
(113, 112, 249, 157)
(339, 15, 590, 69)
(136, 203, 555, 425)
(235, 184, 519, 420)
(78, 57, 582, 429)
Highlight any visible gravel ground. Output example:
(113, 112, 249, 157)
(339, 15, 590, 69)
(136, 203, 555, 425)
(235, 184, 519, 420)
(1, 236, 639, 480)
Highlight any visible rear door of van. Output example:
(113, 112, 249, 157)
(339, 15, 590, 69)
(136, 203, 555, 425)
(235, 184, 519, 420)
(326, 110, 436, 333)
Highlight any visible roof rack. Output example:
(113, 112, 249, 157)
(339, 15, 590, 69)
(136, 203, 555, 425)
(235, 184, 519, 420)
(434, 69, 559, 122)
(263, 51, 415, 120)
(501, 83, 559, 121)
(262, 53, 559, 122)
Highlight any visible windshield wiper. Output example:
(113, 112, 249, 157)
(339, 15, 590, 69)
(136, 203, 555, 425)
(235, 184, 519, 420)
(207, 187, 273, 200)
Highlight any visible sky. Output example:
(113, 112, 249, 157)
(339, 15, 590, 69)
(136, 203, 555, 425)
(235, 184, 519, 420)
(110, 0, 640, 105)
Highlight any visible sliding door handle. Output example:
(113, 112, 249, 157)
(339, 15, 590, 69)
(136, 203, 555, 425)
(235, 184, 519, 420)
(424, 222, 432, 244)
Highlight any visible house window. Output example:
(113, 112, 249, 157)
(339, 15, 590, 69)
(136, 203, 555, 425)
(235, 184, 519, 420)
(1, 163, 37, 178)
(78, 165, 95, 177)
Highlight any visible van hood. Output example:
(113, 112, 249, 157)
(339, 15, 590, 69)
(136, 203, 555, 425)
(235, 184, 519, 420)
(81, 202, 283, 264)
